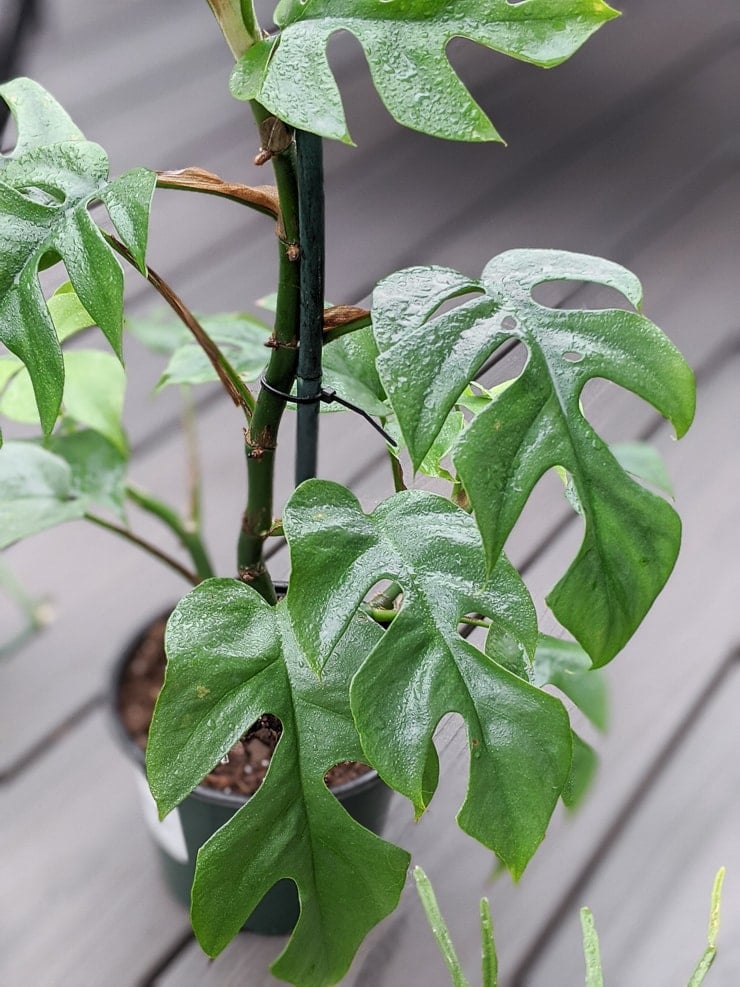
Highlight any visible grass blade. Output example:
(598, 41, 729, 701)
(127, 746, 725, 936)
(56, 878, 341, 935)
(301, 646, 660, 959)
(414, 867, 470, 987)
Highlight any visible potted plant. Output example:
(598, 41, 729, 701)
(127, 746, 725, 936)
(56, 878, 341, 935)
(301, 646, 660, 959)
(0, 0, 696, 985)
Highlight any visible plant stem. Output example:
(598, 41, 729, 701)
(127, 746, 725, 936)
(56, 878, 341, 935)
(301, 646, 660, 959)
(126, 484, 215, 581)
(368, 607, 491, 630)
(236, 102, 302, 601)
(84, 513, 201, 585)
(205, 0, 260, 58)
(389, 450, 407, 492)
(370, 581, 404, 610)
(295, 128, 325, 485)
(181, 385, 203, 529)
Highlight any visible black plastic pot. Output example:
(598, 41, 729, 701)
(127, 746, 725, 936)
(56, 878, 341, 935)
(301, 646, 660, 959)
(109, 604, 394, 936)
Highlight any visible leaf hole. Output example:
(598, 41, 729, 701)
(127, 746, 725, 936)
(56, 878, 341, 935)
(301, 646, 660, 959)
(366, 580, 403, 614)
(579, 377, 656, 444)
(17, 183, 66, 207)
(324, 761, 375, 799)
(502, 315, 517, 332)
(459, 612, 486, 640)
(563, 351, 584, 363)
(531, 281, 632, 311)
(204, 713, 283, 798)
(429, 287, 485, 321)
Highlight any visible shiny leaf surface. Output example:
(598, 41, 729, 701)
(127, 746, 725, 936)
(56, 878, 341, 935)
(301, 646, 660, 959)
(372, 250, 696, 664)
(146, 579, 409, 986)
(0, 79, 155, 435)
(285, 480, 571, 877)
(232, 0, 618, 143)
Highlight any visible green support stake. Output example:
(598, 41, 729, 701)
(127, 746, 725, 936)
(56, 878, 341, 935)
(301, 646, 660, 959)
(295, 128, 325, 485)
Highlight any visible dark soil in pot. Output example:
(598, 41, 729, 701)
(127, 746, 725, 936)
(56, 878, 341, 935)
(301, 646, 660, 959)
(116, 612, 371, 796)
(111, 606, 392, 935)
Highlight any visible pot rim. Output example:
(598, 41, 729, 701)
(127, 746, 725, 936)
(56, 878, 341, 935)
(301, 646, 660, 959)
(108, 602, 382, 810)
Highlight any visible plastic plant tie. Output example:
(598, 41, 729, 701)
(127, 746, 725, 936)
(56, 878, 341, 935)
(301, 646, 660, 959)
(259, 374, 397, 446)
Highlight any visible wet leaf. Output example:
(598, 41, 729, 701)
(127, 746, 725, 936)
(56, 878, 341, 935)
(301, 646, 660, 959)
(0, 79, 155, 437)
(232, 0, 618, 143)
(372, 250, 695, 665)
(285, 480, 571, 877)
(147, 579, 409, 987)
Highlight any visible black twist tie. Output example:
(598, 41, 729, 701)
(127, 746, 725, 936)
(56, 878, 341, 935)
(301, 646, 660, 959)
(259, 374, 397, 447)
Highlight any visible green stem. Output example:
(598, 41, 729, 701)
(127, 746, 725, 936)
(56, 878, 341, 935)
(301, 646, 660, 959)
(236, 102, 302, 602)
(206, 0, 260, 58)
(368, 607, 490, 630)
(389, 450, 407, 493)
(181, 385, 203, 528)
(84, 513, 201, 585)
(126, 484, 215, 581)
(370, 581, 404, 610)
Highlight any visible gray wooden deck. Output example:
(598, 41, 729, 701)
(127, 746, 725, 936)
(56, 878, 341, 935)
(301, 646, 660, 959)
(2, 0, 740, 984)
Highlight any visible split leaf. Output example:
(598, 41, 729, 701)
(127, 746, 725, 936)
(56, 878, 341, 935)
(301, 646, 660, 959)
(372, 250, 696, 665)
(146, 579, 409, 987)
(285, 480, 571, 877)
(232, 0, 618, 143)
(0, 79, 155, 438)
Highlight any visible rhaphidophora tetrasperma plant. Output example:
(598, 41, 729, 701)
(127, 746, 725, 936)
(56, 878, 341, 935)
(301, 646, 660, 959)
(0, 1, 695, 984)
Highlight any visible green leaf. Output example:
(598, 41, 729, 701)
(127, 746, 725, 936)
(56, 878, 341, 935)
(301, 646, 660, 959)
(0, 443, 86, 548)
(533, 635, 608, 731)
(232, 0, 618, 143)
(373, 250, 696, 665)
(156, 313, 270, 389)
(57, 351, 128, 454)
(320, 324, 388, 418)
(46, 430, 128, 518)
(0, 79, 155, 434)
(413, 868, 470, 987)
(610, 441, 674, 498)
(125, 309, 191, 356)
(0, 77, 84, 162)
(561, 731, 598, 811)
(1, 349, 128, 454)
(146, 579, 409, 987)
(47, 282, 96, 342)
(284, 480, 571, 878)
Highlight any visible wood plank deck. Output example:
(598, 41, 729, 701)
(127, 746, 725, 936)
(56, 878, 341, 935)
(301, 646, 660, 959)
(2, 1, 739, 984)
